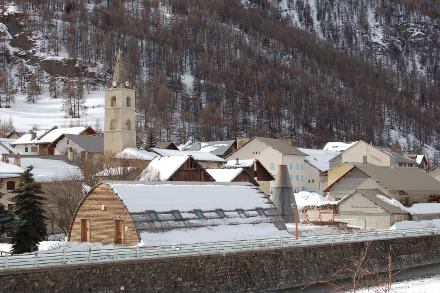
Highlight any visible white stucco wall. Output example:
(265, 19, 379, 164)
(14, 144, 38, 155)
(54, 137, 85, 156)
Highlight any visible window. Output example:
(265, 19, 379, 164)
(301, 187, 305, 191)
(110, 119, 116, 130)
(290, 175, 293, 181)
(237, 209, 247, 218)
(66, 140, 69, 145)
(25, 147, 28, 153)
(126, 96, 131, 107)
(289, 163, 293, 170)
(7, 204, 13, 211)
(172, 210, 183, 220)
(301, 164, 304, 170)
(296, 175, 299, 181)
(31, 146, 37, 152)
(114, 220, 124, 244)
(110, 96, 117, 107)
(312, 179, 315, 183)
(6, 181, 15, 191)
(80, 219, 90, 242)
(256, 208, 266, 217)
(270, 163, 275, 170)
(126, 120, 131, 130)
(216, 209, 226, 219)
(146, 210, 158, 221)
(194, 209, 205, 219)
(296, 163, 299, 170)
(301, 175, 304, 182)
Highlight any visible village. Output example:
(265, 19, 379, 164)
(0, 55, 439, 254)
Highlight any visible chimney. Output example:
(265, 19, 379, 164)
(270, 165, 298, 223)
(362, 152, 367, 165)
(67, 147, 74, 161)
(235, 158, 240, 165)
(196, 142, 201, 151)
(14, 153, 21, 166)
(30, 131, 36, 140)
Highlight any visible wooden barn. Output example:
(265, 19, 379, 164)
(68, 182, 289, 245)
(139, 155, 214, 182)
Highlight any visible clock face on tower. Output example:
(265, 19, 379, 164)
(112, 80, 118, 88)
(125, 81, 130, 87)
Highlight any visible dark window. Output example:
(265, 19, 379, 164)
(256, 208, 267, 217)
(237, 209, 247, 218)
(126, 96, 131, 107)
(172, 210, 183, 220)
(24, 147, 28, 152)
(146, 210, 158, 221)
(110, 96, 117, 107)
(7, 204, 13, 211)
(66, 140, 69, 145)
(6, 181, 15, 191)
(194, 209, 205, 219)
(216, 209, 226, 219)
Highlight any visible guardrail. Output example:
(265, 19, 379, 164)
(0, 228, 439, 270)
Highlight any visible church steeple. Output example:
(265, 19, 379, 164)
(112, 51, 130, 88)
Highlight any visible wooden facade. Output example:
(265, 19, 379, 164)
(69, 184, 139, 245)
(169, 157, 215, 182)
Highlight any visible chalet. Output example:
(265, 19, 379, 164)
(325, 164, 440, 205)
(11, 126, 96, 155)
(182, 140, 237, 158)
(49, 134, 104, 162)
(336, 189, 409, 230)
(206, 168, 258, 186)
(68, 182, 288, 245)
(154, 141, 179, 150)
(139, 155, 215, 182)
(298, 148, 339, 194)
(405, 154, 430, 171)
(223, 159, 274, 194)
(225, 137, 307, 193)
(151, 148, 225, 168)
(0, 161, 24, 210)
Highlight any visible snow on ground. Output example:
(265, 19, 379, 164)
(0, 90, 104, 132)
(294, 191, 335, 209)
(0, 240, 115, 254)
(357, 274, 440, 293)
(390, 219, 440, 230)
(286, 223, 337, 237)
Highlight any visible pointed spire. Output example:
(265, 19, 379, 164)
(112, 50, 130, 88)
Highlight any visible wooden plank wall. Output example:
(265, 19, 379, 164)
(69, 184, 139, 245)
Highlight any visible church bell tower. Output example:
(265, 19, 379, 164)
(104, 52, 136, 154)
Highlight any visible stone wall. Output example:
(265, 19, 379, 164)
(1, 235, 440, 292)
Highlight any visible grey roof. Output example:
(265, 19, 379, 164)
(357, 165, 440, 193)
(183, 140, 236, 156)
(377, 147, 416, 164)
(339, 189, 408, 214)
(64, 134, 103, 153)
(254, 137, 306, 156)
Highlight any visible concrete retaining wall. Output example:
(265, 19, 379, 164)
(1, 235, 440, 292)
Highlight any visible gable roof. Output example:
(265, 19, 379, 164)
(116, 148, 158, 161)
(62, 134, 103, 153)
(151, 148, 226, 162)
(12, 127, 93, 145)
(183, 140, 236, 156)
(0, 162, 24, 178)
(376, 147, 416, 164)
(338, 189, 408, 214)
(229, 137, 305, 157)
(299, 148, 340, 171)
(139, 156, 189, 181)
(206, 168, 245, 182)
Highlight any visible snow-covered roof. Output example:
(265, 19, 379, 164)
(298, 148, 340, 171)
(409, 203, 440, 215)
(294, 191, 335, 209)
(0, 139, 14, 155)
(151, 148, 226, 162)
(206, 168, 244, 182)
(107, 182, 272, 212)
(116, 148, 157, 161)
(139, 223, 290, 245)
(323, 141, 356, 152)
(224, 159, 256, 168)
(416, 155, 425, 165)
(139, 156, 189, 181)
(20, 157, 83, 182)
(12, 127, 89, 145)
(0, 162, 24, 178)
(95, 167, 135, 177)
(182, 140, 235, 156)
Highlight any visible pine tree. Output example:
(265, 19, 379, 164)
(11, 166, 47, 254)
(146, 127, 157, 149)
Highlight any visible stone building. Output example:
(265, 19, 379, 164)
(68, 182, 288, 245)
(104, 52, 136, 154)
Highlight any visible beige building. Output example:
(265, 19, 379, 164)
(0, 161, 24, 210)
(325, 164, 440, 205)
(104, 52, 136, 155)
(226, 137, 307, 193)
(329, 140, 417, 169)
(336, 189, 409, 230)
(51, 134, 103, 162)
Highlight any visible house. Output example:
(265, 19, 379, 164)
(182, 140, 237, 158)
(325, 164, 440, 205)
(139, 156, 215, 182)
(223, 159, 274, 194)
(298, 148, 339, 194)
(206, 168, 258, 186)
(68, 182, 289, 245)
(329, 140, 417, 169)
(225, 137, 307, 193)
(11, 126, 96, 155)
(0, 161, 24, 210)
(49, 134, 104, 162)
(405, 154, 430, 171)
(150, 148, 225, 168)
(323, 142, 356, 152)
(336, 189, 409, 230)
(154, 141, 179, 150)
(5, 131, 25, 139)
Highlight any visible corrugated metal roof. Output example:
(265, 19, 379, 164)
(183, 140, 235, 156)
(64, 134, 103, 153)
